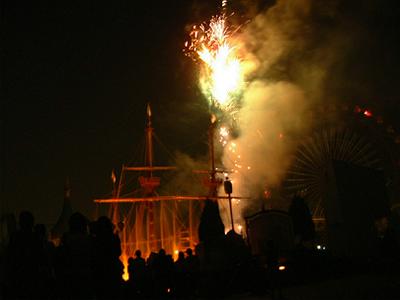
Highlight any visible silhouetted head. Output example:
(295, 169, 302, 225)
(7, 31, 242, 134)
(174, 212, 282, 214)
(135, 249, 142, 258)
(178, 251, 185, 260)
(96, 216, 114, 235)
(19, 211, 34, 232)
(148, 252, 157, 263)
(185, 248, 193, 256)
(69, 212, 88, 234)
(158, 248, 166, 256)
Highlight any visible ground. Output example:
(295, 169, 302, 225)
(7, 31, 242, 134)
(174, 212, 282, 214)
(226, 273, 400, 300)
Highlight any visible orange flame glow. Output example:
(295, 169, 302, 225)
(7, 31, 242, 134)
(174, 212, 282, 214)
(121, 253, 129, 281)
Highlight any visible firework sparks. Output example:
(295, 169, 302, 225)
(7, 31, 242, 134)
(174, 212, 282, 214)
(219, 126, 229, 146)
(185, 14, 244, 110)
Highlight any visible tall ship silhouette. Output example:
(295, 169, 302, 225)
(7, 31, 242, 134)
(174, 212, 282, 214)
(94, 104, 245, 279)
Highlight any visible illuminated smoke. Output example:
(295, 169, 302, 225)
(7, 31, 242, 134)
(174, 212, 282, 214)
(185, 0, 362, 230)
(218, 0, 333, 228)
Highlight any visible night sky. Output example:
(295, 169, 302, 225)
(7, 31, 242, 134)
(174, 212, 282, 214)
(3, 0, 400, 225)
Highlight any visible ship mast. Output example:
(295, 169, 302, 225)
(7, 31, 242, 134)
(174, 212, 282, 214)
(145, 103, 154, 178)
(144, 103, 156, 251)
(208, 114, 218, 197)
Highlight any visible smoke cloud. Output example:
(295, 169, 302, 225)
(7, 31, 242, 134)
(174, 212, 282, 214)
(218, 0, 342, 227)
(162, 151, 209, 196)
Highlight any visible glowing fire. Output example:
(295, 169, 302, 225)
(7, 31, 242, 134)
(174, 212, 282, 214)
(185, 14, 244, 110)
(121, 253, 129, 281)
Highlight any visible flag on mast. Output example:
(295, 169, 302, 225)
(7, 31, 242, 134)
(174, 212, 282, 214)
(111, 169, 116, 184)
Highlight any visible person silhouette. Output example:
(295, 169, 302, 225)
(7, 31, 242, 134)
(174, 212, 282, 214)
(34, 223, 56, 298)
(185, 248, 199, 297)
(173, 251, 187, 298)
(56, 212, 95, 299)
(92, 216, 123, 300)
(5, 211, 41, 298)
(129, 250, 147, 296)
(153, 249, 173, 298)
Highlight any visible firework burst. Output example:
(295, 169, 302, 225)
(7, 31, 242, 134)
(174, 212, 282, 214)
(185, 14, 245, 111)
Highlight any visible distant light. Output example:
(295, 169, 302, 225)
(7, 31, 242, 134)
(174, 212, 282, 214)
(322, 246, 326, 250)
(174, 249, 179, 255)
(354, 105, 362, 113)
(264, 190, 271, 199)
(279, 133, 283, 139)
(278, 265, 286, 271)
(317, 245, 321, 250)
(364, 110, 373, 117)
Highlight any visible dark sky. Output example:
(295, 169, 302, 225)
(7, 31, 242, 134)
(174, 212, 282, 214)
(2, 0, 400, 224)
(2, 1, 218, 223)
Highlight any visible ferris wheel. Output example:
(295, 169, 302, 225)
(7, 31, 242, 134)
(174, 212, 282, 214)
(282, 103, 400, 219)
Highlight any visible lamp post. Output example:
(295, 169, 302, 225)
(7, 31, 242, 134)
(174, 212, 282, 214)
(224, 177, 234, 232)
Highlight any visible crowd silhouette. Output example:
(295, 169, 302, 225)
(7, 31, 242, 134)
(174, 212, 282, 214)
(1, 196, 400, 299)
(1, 209, 252, 299)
